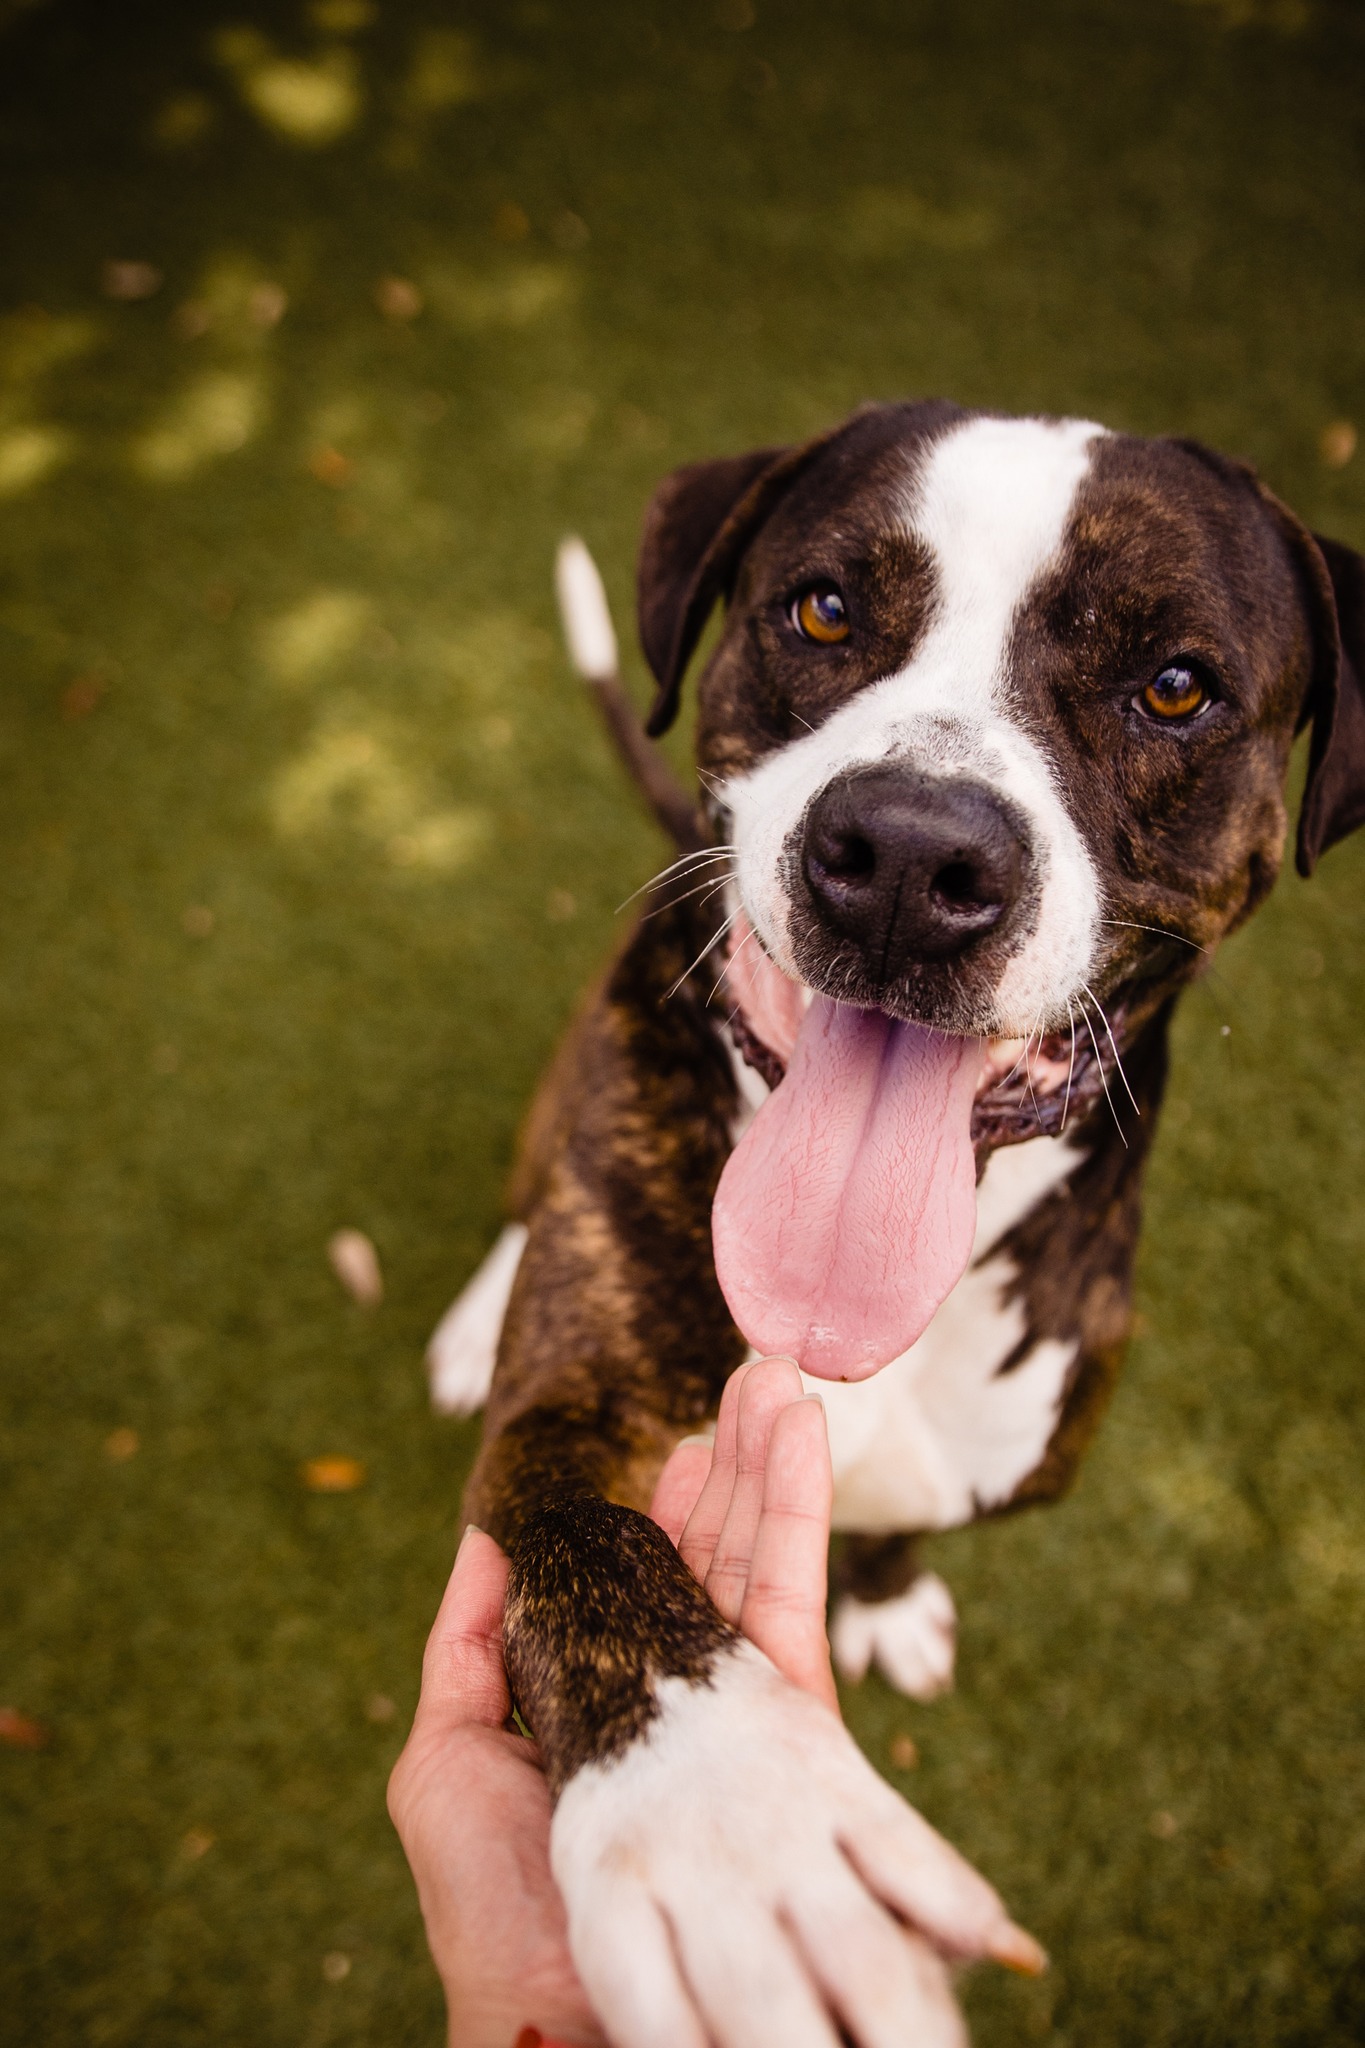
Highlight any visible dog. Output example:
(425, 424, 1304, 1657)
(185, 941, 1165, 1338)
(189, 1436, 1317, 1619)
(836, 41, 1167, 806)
(429, 402, 1365, 2045)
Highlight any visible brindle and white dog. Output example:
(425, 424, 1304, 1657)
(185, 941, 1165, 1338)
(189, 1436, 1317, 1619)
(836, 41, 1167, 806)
(430, 403, 1365, 2046)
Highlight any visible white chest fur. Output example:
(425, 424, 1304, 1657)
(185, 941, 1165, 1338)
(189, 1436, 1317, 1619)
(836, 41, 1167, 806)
(801, 1136, 1082, 1533)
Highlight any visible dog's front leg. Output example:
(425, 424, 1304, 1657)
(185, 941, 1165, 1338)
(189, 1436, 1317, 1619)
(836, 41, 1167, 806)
(469, 1407, 1036, 2048)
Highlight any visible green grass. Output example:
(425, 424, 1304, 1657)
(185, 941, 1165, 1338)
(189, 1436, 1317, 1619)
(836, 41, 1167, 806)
(0, 1, 1362, 2042)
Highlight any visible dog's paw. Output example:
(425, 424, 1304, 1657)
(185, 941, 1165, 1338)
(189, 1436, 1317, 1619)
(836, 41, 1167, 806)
(551, 1640, 1034, 2048)
(831, 1572, 957, 1701)
(425, 1223, 527, 1416)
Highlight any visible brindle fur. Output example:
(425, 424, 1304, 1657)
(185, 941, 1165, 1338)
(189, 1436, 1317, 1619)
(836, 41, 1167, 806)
(466, 401, 1365, 1788)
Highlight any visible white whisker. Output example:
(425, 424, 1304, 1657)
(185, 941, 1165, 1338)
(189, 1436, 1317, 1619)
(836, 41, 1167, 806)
(1022, 1013, 1044, 1126)
(1081, 981, 1140, 1117)
(665, 910, 741, 1003)
(637, 865, 739, 922)
(1078, 996, 1127, 1147)
(615, 847, 734, 914)
(1059, 1001, 1078, 1135)
(1101, 918, 1207, 955)
(711, 922, 762, 1006)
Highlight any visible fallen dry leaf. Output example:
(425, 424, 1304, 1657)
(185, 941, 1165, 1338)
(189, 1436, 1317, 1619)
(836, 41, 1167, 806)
(889, 1732, 919, 1770)
(0, 1707, 50, 1750)
(170, 300, 212, 340)
(302, 1454, 366, 1492)
(364, 1692, 396, 1723)
(249, 282, 288, 328)
(181, 1827, 215, 1859)
(375, 274, 423, 321)
(1320, 419, 1357, 469)
(492, 200, 530, 243)
(322, 1952, 352, 1983)
(105, 1427, 139, 1461)
(103, 259, 163, 301)
(549, 209, 590, 252)
(328, 1227, 383, 1305)
(309, 444, 354, 488)
(61, 673, 106, 722)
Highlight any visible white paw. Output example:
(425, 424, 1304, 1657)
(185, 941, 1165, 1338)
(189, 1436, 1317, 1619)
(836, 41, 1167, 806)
(425, 1222, 527, 1416)
(831, 1573, 957, 1701)
(552, 1640, 1029, 2048)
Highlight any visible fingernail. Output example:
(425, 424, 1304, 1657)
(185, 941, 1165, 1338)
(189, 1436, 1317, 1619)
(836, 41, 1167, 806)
(456, 1523, 484, 1556)
(674, 1433, 716, 1451)
(800, 1392, 825, 1411)
(993, 1923, 1048, 1976)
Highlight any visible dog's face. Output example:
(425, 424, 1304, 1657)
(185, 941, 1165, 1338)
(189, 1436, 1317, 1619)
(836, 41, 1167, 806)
(638, 403, 1365, 1093)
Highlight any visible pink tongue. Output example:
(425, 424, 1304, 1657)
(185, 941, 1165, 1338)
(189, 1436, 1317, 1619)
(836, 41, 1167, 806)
(713, 994, 983, 1380)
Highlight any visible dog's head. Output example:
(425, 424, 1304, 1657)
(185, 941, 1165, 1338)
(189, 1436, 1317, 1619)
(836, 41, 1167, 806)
(636, 402, 1365, 1376)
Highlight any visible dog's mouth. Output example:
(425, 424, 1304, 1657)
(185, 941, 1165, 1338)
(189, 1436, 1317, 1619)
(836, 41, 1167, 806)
(712, 912, 1122, 1382)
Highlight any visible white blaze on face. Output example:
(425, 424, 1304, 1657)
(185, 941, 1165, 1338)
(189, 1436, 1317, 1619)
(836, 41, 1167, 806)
(723, 413, 1107, 1037)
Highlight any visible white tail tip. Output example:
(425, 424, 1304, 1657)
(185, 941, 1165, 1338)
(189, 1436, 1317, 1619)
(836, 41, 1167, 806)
(555, 535, 618, 682)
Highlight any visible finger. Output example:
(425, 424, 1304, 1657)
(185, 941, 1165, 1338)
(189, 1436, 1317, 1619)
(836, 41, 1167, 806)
(676, 1360, 752, 1582)
(649, 1437, 714, 1547)
(705, 1357, 805, 1625)
(786, 1863, 966, 2048)
(843, 1803, 1047, 1976)
(416, 1525, 512, 1733)
(738, 1397, 837, 1710)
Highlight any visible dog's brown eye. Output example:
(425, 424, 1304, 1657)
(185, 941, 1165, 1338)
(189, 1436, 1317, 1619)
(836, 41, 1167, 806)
(1138, 665, 1210, 721)
(791, 585, 849, 645)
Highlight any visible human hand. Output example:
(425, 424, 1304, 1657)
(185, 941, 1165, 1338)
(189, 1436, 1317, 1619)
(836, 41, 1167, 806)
(649, 1354, 838, 1711)
(388, 1357, 839, 2048)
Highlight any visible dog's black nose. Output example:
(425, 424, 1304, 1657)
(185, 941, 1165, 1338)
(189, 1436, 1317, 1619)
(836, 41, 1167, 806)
(802, 767, 1027, 976)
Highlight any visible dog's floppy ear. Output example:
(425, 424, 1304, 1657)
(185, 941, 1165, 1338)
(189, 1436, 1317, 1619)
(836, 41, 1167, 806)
(1294, 529, 1365, 876)
(636, 431, 839, 737)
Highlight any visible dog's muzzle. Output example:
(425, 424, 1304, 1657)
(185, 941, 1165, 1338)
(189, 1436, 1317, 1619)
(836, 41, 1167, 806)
(799, 766, 1032, 984)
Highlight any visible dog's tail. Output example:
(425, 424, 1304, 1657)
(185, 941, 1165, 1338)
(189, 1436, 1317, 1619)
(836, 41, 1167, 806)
(554, 537, 701, 853)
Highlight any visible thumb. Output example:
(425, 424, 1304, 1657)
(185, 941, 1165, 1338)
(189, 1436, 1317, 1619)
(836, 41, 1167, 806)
(415, 1525, 512, 1732)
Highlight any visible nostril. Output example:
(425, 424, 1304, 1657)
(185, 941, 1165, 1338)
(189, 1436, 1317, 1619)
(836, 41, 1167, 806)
(813, 831, 876, 883)
(931, 860, 990, 912)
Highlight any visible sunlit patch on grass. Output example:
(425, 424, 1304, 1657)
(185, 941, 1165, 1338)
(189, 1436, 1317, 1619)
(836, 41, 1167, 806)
(272, 723, 487, 873)
(212, 25, 363, 146)
(1141, 1443, 1259, 1549)
(0, 306, 99, 387)
(422, 259, 573, 330)
(0, 422, 70, 495)
(514, 389, 597, 458)
(261, 589, 374, 684)
(423, 611, 555, 696)
(1293, 1503, 1365, 1600)
(132, 368, 267, 480)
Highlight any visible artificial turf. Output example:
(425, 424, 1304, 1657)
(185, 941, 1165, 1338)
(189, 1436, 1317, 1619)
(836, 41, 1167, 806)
(0, 0, 1362, 2041)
